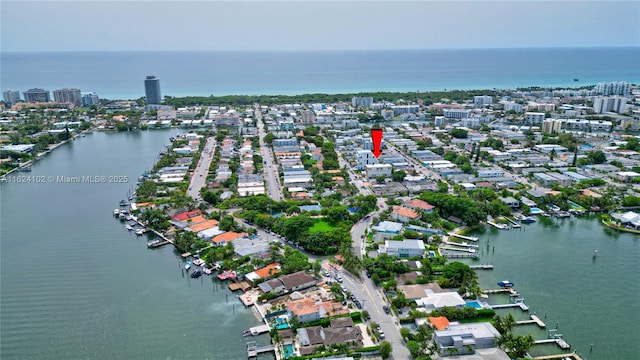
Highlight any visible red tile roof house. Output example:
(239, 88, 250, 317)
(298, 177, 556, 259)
(211, 231, 247, 246)
(391, 205, 421, 223)
(403, 199, 435, 214)
(286, 297, 348, 323)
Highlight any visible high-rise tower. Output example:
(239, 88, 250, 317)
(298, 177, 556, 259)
(144, 75, 161, 105)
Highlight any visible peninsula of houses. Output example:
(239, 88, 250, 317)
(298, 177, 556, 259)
(2, 82, 639, 360)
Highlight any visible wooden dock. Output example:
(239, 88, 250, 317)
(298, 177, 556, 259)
(490, 302, 529, 311)
(229, 281, 251, 292)
(535, 338, 571, 350)
(488, 221, 509, 230)
(448, 233, 479, 242)
(533, 353, 581, 360)
(442, 252, 480, 259)
(147, 240, 171, 248)
(469, 264, 494, 270)
(483, 288, 519, 296)
(246, 341, 275, 359)
(516, 315, 546, 328)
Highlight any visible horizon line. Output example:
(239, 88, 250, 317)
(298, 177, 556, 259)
(4, 46, 640, 54)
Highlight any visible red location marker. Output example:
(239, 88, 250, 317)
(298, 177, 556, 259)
(371, 128, 383, 158)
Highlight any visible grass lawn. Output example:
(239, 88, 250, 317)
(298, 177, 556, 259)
(309, 220, 336, 233)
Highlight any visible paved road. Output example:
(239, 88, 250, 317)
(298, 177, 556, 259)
(255, 104, 283, 201)
(338, 269, 411, 360)
(187, 137, 216, 199)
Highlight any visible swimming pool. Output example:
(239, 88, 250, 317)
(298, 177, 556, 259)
(529, 207, 544, 215)
(274, 316, 290, 330)
(465, 301, 483, 309)
(283, 344, 294, 359)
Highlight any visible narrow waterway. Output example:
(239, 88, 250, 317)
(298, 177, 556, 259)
(465, 216, 640, 359)
(0, 130, 272, 359)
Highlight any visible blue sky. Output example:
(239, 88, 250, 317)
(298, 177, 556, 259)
(2, 1, 639, 52)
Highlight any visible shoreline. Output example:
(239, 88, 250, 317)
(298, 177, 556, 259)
(601, 219, 640, 234)
(1, 128, 92, 179)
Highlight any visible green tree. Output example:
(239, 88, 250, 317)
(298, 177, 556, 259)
(375, 175, 387, 184)
(449, 128, 468, 139)
(380, 341, 392, 359)
(263, 132, 274, 145)
(407, 340, 421, 358)
(219, 215, 237, 232)
(392, 170, 407, 182)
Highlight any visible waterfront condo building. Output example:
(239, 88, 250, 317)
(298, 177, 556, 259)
(3, 89, 21, 105)
(53, 88, 82, 107)
(23, 88, 50, 103)
(144, 75, 162, 105)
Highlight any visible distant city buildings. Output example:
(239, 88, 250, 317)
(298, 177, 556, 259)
(592, 96, 627, 114)
(53, 88, 82, 107)
(3, 89, 21, 105)
(524, 111, 546, 124)
(351, 96, 373, 108)
(443, 108, 471, 119)
(595, 81, 631, 96)
(23, 88, 50, 103)
(81, 92, 100, 106)
(144, 75, 162, 105)
(542, 119, 563, 134)
(473, 95, 493, 107)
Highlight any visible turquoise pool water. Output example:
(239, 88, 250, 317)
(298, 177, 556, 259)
(529, 207, 544, 215)
(283, 344, 294, 359)
(274, 317, 290, 330)
(465, 301, 482, 309)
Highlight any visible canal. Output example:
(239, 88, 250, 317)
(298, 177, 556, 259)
(0, 130, 272, 359)
(466, 216, 640, 358)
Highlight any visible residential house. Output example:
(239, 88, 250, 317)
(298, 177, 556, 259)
(211, 231, 247, 246)
(403, 199, 435, 214)
(258, 270, 317, 295)
(434, 322, 501, 356)
(415, 291, 466, 312)
(286, 297, 348, 323)
(391, 205, 421, 223)
(378, 239, 425, 258)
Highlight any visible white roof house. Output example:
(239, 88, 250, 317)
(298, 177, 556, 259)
(415, 291, 466, 312)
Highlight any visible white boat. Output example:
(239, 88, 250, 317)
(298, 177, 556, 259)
(125, 224, 134, 231)
(184, 261, 192, 270)
(113, 209, 120, 216)
(135, 228, 145, 235)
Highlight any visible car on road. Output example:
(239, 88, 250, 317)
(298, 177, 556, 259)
(383, 305, 390, 314)
(379, 330, 385, 339)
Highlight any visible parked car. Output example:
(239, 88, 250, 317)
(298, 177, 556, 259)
(383, 305, 390, 314)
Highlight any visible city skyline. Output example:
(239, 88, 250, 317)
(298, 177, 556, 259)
(2, 1, 639, 52)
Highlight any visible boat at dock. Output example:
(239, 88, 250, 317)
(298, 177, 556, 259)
(497, 280, 514, 288)
(521, 216, 536, 223)
(135, 228, 146, 235)
(190, 270, 202, 278)
(125, 224, 133, 231)
(185, 261, 192, 270)
(119, 200, 128, 206)
(113, 209, 120, 216)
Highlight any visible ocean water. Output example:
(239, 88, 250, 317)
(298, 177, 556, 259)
(2, 48, 639, 100)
